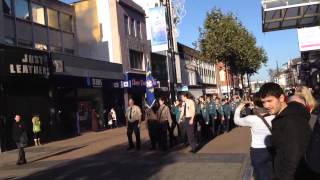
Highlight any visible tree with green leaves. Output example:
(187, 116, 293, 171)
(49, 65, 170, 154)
(196, 8, 268, 92)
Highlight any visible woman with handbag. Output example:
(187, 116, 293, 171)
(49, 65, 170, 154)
(234, 93, 275, 180)
(12, 114, 27, 165)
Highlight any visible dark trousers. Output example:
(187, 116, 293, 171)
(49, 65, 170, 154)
(222, 116, 230, 133)
(209, 114, 217, 137)
(16, 143, 26, 163)
(178, 122, 187, 144)
(250, 147, 273, 180)
(148, 120, 159, 148)
(184, 117, 197, 151)
(159, 121, 169, 150)
(168, 121, 178, 147)
(127, 121, 141, 148)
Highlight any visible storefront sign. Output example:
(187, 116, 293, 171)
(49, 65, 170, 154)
(53, 60, 64, 73)
(9, 54, 49, 76)
(92, 78, 103, 88)
(298, 26, 320, 51)
(205, 88, 218, 94)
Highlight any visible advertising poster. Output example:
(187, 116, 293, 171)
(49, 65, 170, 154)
(149, 7, 168, 52)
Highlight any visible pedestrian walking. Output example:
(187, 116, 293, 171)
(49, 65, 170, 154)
(157, 97, 172, 151)
(234, 93, 274, 180)
(12, 115, 27, 165)
(207, 96, 218, 137)
(110, 108, 118, 128)
(295, 86, 317, 113)
(125, 98, 142, 150)
(145, 104, 159, 150)
(181, 92, 197, 153)
(91, 108, 99, 132)
(259, 82, 312, 180)
(222, 99, 232, 133)
(176, 100, 187, 145)
(32, 114, 41, 146)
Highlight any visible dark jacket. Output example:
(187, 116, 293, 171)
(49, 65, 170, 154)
(12, 121, 26, 143)
(272, 102, 312, 180)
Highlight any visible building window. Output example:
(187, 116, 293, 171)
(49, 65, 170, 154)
(35, 43, 47, 50)
(130, 18, 135, 36)
(124, 15, 129, 35)
(15, 0, 30, 20)
(4, 37, 14, 45)
(32, 3, 45, 25)
(3, 0, 12, 15)
(137, 21, 141, 38)
(60, 13, 73, 32)
(129, 50, 143, 70)
(47, 8, 59, 29)
(50, 46, 62, 52)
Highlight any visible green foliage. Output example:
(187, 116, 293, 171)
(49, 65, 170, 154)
(197, 8, 268, 75)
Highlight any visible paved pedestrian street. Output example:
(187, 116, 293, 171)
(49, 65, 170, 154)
(0, 126, 252, 180)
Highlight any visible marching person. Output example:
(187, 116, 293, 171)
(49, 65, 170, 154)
(207, 96, 218, 138)
(199, 96, 210, 141)
(181, 92, 197, 153)
(145, 103, 159, 150)
(125, 98, 142, 150)
(12, 115, 27, 165)
(222, 99, 232, 133)
(157, 97, 172, 151)
(234, 94, 274, 180)
(32, 114, 41, 146)
(215, 98, 224, 136)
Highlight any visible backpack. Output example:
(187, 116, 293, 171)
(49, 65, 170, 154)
(305, 115, 320, 173)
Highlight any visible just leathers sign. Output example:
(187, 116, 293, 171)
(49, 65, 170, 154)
(4, 48, 50, 78)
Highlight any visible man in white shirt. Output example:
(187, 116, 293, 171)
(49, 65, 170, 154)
(125, 98, 142, 150)
(234, 94, 274, 180)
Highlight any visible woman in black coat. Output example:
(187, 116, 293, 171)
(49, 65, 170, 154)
(12, 115, 27, 165)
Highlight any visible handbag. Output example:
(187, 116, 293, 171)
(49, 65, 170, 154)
(20, 131, 28, 148)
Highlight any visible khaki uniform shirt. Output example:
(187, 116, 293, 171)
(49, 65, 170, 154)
(182, 99, 195, 119)
(126, 105, 142, 122)
(145, 108, 157, 121)
(157, 105, 172, 124)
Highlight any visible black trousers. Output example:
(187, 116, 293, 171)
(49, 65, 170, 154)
(159, 121, 169, 150)
(168, 121, 178, 147)
(222, 116, 230, 133)
(148, 120, 159, 148)
(209, 114, 217, 137)
(250, 147, 273, 180)
(127, 121, 141, 148)
(184, 117, 197, 151)
(178, 121, 187, 144)
(16, 143, 26, 163)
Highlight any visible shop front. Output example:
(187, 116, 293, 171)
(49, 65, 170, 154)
(51, 53, 123, 137)
(0, 46, 52, 150)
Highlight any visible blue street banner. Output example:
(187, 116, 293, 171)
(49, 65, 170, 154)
(145, 62, 156, 108)
(149, 7, 168, 52)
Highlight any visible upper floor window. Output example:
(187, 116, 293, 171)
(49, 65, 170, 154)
(124, 15, 129, 35)
(137, 21, 141, 38)
(3, 0, 12, 15)
(47, 8, 59, 29)
(60, 13, 73, 32)
(32, 3, 45, 25)
(130, 18, 135, 36)
(15, 0, 30, 20)
(130, 50, 143, 70)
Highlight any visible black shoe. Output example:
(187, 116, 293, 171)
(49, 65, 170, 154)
(127, 146, 134, 151)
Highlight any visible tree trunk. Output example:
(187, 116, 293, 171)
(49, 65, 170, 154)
(247, 73, 251, 95)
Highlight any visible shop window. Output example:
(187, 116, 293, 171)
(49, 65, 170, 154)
(32, 3, 45, 25)
(35, 43, 47, 50)
(50, 46, 62, 52)
(124, 15, 129, 35)
(3, 0, 12, 15)
(15, 0, 30, 20)
(129, 50, 143, 70)
(64, 48, 74, 54)
(47, 8, 59, 29)
(60, 13, 73, 32)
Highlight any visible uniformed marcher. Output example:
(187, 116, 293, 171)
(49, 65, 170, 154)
(145, 104, 159, 150)
(207, 96, 217, 137)
(125, 98, 142, 150)
(215, 98, 224, 136)
(157, 97, 172, 151)
(222, 99, 232, 133)
(199, 96, 210, 141)
(181, 92, 197, 153)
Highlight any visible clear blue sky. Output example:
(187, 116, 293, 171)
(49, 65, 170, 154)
(62, 0, 300, 81)
(177, 0, 300, 81)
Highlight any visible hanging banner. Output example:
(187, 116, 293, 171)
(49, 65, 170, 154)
(298, 26, 320, 52)
(149, 7, 168, 52)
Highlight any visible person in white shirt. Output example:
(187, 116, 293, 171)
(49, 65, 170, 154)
(234, 93, 274, 180)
